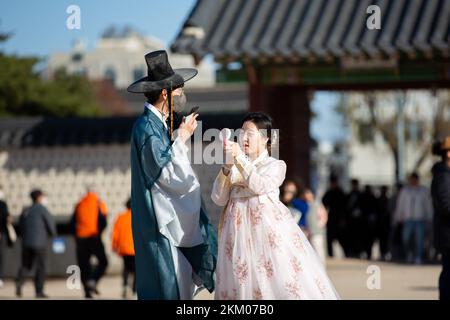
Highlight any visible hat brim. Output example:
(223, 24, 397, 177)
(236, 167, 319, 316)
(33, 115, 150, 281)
(127, 68, 198, 93)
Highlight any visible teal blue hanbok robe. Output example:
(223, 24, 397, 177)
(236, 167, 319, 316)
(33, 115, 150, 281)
(130, 106, 217, 300)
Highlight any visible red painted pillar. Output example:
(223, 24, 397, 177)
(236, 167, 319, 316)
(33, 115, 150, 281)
(249, 84, 311, 186)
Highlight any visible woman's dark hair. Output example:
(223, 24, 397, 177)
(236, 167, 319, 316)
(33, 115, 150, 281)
(241, 112, 274, 155)
(280, 180, 298, 205)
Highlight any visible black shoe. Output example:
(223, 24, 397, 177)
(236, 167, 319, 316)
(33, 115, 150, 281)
(85, 291, 93, 299)
(16, 285, 22, 298)
(36, 293, 49, 299)
(86, 280, 100, 295)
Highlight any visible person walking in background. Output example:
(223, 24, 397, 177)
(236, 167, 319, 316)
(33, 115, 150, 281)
(377, 186, 392, 261)
(431, 137, 450, 300)
(360, 185, 378, 260)
(0, 185, 12, 288)
(280, 180, 302, 224)
(389, 183, 404, 261)
(305, 189, 328, 263)
(112, 198, 136, 299)
(394, 173, 433, 265)
(71, 187, 109, 298)
(346, 179, 363, 258)
(16, 190, 56, 298)
(322, 175, 347, 258)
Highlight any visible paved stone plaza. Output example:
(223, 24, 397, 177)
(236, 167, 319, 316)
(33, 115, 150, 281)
(0, 258, 441, 300)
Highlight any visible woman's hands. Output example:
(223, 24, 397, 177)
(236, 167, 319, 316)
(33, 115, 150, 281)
(228, 141, 243, 158)
(223, 141, 243, 172)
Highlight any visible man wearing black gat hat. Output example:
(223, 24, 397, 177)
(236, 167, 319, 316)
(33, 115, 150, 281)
(128, 50, 217, 300)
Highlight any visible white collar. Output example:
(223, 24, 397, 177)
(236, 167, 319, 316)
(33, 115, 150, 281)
(145, 102, 167, 128)
(251, 149, 269, 166)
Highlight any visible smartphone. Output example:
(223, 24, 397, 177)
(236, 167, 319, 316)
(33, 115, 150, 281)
(185, 106, 200, 122)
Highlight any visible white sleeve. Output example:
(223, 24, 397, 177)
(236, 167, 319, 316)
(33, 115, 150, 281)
(211, 168, 232, 206)
(234, 155, 287, 195)
(156, 137, 199, 195)
(151, 136, 203, 247)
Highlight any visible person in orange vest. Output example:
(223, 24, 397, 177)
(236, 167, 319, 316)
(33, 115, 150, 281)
(112, 198, 135, 298)
(70, 187, 109, 298)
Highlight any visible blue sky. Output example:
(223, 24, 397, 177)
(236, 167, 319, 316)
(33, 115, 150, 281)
(0, 0, 345, 144)
(0, 0, 196, 57)
(310, 92, 347, 144)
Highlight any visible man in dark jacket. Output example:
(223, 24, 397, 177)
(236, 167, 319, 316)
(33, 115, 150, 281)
(0, 185, 10, 288)
(322, 175, 348, 257)
(346, 179, 363, 258)
(360, 185, 379, 260)
(377, 185, 391, 261)
(431, 137, 450, 300)
(16, 189, 57, 298)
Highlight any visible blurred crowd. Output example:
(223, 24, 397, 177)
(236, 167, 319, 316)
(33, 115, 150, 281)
(282, 173, 433, 265)
(280, 136, 450, 300)
(281, 139, 449, 267)
(0, 186, 135, 299)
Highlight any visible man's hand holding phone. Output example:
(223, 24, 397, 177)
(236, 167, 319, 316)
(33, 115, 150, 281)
(185, 106, 199, 122)
(178, 106, 199, 143)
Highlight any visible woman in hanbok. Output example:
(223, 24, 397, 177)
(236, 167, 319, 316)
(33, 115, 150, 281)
(211, 112, 340, 300)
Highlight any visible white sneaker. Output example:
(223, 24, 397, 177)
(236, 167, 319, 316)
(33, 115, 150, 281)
(0, 279, 4, 288)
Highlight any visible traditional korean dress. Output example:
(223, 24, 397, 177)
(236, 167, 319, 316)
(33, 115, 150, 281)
(211, 150, 339, 300)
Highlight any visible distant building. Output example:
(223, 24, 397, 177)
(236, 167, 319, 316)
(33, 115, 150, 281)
(47, 26, 215, 89)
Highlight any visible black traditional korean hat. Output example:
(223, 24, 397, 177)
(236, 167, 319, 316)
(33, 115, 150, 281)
(127, 50, 197, 140)
(127, 50, 197, 93)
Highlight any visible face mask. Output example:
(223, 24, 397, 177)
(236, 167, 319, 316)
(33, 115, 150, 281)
(41, 197, 49, 206)
(172, 90, 187, 112)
